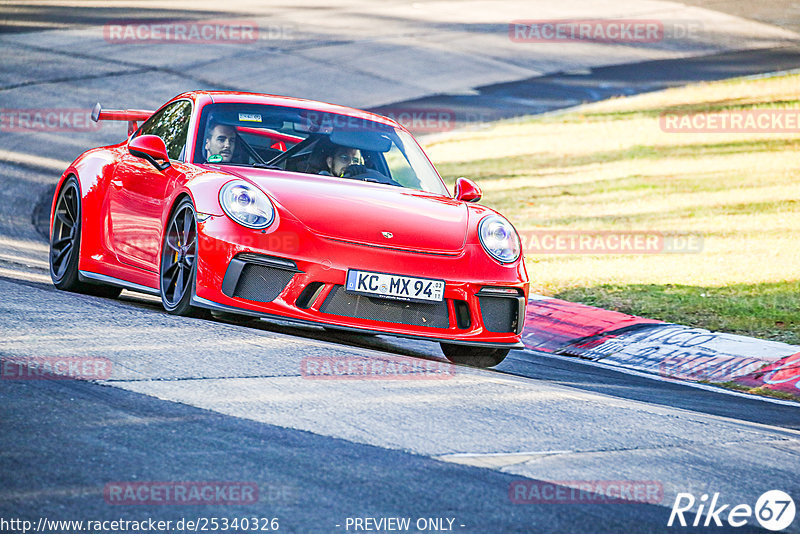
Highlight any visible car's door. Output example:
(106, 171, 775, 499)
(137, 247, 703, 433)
(108, 100, 192, 273)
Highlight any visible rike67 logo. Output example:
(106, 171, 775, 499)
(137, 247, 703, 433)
(668, 490, 796, 531)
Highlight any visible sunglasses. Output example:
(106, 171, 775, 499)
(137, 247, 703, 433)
(336, 154, 363, 165)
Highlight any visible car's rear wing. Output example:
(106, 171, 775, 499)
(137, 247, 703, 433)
(91, 103, 154, 136)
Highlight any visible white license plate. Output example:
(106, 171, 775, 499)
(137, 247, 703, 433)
(345, 270, 445, 302)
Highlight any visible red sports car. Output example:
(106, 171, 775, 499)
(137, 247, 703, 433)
(49, 91, 528, 367)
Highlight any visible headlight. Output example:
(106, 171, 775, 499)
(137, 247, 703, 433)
(219, 180, 275, 229)
(479, 215, 521, 263)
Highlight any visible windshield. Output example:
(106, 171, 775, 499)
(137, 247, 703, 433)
(194, 103, 448, 195)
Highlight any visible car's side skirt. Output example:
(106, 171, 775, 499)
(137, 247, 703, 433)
(78, 270, 160, 296)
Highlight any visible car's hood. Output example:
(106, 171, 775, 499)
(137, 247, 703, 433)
(222, 168, 467, 254)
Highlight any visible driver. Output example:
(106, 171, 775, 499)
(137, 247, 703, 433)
(320, 144, 364, 177)
(204, 122, 237, 163)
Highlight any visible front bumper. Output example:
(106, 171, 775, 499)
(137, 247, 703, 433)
(193, 215, 529, 348)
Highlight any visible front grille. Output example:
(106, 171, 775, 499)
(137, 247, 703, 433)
(478, 295, 518, 333)
(231, 263, 295, 303)
(320, 285, 449, 328)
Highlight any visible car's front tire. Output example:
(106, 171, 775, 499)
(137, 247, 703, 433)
(440, 342, 509, 368)
(160, 197, 205, 317)
(49, 177, 121, 298)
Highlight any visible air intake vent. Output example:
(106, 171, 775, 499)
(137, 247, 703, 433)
(454, 300, 471, 329)
(232, 264, 295, 303)
(296, 282, 325, 309)
(476, 287, 525, 334)
(478, 296, 518, 333)
(221, 254, 299, 303)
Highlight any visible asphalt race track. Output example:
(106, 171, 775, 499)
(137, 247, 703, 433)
(1, 2, 799, 533)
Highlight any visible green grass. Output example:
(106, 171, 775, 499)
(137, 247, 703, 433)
(558, 281, 800, 345)
(560, 97, 800, 122)
(707, 381, 800, 402)
(425, 72, 800, 346)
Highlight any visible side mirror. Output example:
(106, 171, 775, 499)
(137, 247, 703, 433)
(454, 177, 481, 202)
(128, 135, 170, 171)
